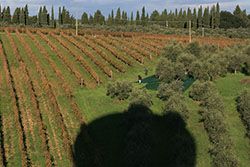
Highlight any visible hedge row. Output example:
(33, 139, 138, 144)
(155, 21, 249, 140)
(190, 81, 238, 167)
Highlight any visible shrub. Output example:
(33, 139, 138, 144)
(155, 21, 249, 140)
(176, 53, 196, 73)
(236, 90, 250, 138)
(157, 80, 183, 101)
(189, 60, 210, 80)
(186, 41, 202, 57)
(129, 89, 153, 108)
(106, 81, 133, 100)
(161, 41, 183, 61)
(156, 58, 186, 83)
(189, 81, 216, 101)
(164, 93, 189, 120)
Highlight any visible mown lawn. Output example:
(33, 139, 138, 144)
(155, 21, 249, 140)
(74, 69, 250, 166)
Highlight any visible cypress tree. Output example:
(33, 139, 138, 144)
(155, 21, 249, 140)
(59, 7, 62, 24)
(178, 8, 183, 28)
(198, 6, 203, 28)
(41, 6, 48, 25)
(107, 14, 112, 25)
(182, 9, 187, 28)
(187, 8, 192, 21)
(89, 15, 94, 24)
(136, 10, 140, 25)
(20, 8, 25, 24)
(215, 3, 220, 28)
(0, 5, 2, 22)
(94, 10, 105, 25)
(12, 8, 20, 24)
(130, 12, 134, 25)
(161, 9, 168, 26)
(210, 5, 216, 28)
(203, 7, 210, 28)
(62, 7, 66, 24)
(151, 10, 160, 22)
(193, 8, 197, 28)
(3, 6, 11, 23)
(24, 5, 29, 25)
(111, 9, 114, 24)
(141, 6, 146, 26)
(81, 12, 89, 24)
(51, 6, 55, 27)
(38, 7, 42, 25)
(115, 8, 121, 25)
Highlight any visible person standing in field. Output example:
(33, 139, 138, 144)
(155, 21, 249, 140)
(138, 75, 142, 83)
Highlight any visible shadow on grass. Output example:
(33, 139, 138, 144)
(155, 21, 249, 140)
(73, 104, 196, 167)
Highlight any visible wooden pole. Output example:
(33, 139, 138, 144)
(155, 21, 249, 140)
(76, 18, 78, 36)
(189, 20, 192, 43)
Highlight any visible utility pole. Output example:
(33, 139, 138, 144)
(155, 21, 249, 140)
(76, 18, 78, 36)
(189, 20, 192, 43)
(166, 20, 169, 28)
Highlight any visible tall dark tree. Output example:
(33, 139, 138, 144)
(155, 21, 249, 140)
(198, 6, 203, 28)
(141, 6, 146, 26)
(81, 12, 89, 24)
(115, 8, 121, 25)
(41, 6, 49, 25)
(12, 8, 20, 24)
(111, 9, 114, 24)
(93, 10, 105, 25)
(150, 10, 160, 22)
(210, 5, 216, 28)
(3, 6, 11, 23)
(38, 7, 42, 25)
(192, 8, 197, 28)
(89, 15, 94, 25)
(0, 5, 2, 22)
(51, 6, 55, 27)
(203, 7, 210, 28)
(130, 12, 134, 25)
(20, 8, 25, 24)
(136, 10, 140, 25)
(58, 7, 62, 24)
(215, 3, 220, 28)
(24, 5, 29, 25)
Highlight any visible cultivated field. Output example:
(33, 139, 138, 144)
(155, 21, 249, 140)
(0, 28, 249, 166)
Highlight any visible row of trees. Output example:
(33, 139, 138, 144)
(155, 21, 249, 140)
(156, 41, 250, 82)
(189, 81, 238, 166)
(236, 90, 250, 138)
(0, 4, 249, 28)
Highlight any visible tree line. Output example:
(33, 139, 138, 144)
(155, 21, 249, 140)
(0, 4, 249, 28)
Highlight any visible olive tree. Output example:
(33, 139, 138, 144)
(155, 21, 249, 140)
(106, 81, 133, 100)
(157, 80, 183, 101)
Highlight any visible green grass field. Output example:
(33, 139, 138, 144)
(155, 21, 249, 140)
(0, 31, 250, 166)
(74, 68, 250, 166)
